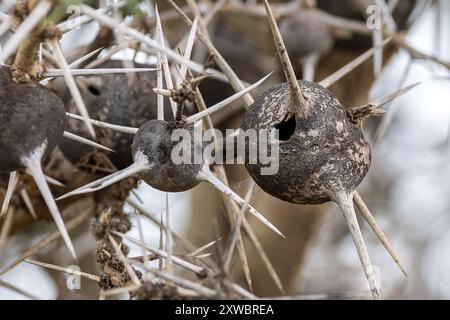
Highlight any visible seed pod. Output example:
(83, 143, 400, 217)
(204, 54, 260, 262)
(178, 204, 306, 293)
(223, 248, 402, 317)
(0, 65, 76, 259)
(132, 120, 203, 192)
(241, 80, 370, 205)
(0, 66, 66, 173)
(60, 60, 171, 169)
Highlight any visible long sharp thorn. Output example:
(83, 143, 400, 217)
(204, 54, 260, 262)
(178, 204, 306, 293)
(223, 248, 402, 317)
(0, 206, 14, 257)
(66, 112, 138, 134)
(155, 5, 164, 121)
(199, 168, 285, 238)
(23, 153, 77, 260)
(319, 37, 392, 89)
(186, 238, 222, 258)
(25, 259, 100, 282)
(20, 188, 37, 220)
(0, 0, 53, 64)
(155, 5, 177, 117)
(45, 67, 157, 77)
(1, 171, 18, 217)
(353, 192, 407, 276)
(165, 192, 173, 274)
(367, 82, 420, 109)
(25, 168, 65, 187)
(335, 192, 381, 300)
(179, 16, 199, 83)
(63, 131, 115, 153)
(57, 159, 147, 200)
(373, 28, 383, 77)
(69, 47, 104, 68)
(263, 0, 306, 114)
(51, 39, 96, 139)
(222, 181, 256, 271)
(186, 73, 272, 123)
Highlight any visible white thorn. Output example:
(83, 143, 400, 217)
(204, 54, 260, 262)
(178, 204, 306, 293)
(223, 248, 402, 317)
(367, 82, 420, 109)
(186, 73, 272, 123)
(23, 150, 77, 260)
(155, 6, 177, 117)
(319, 37, 392, 89)
(179, 16, 199, 84)
(63, 131, 115, 153)
(57, 157, 148, 201)
(50, 39, 96, 139)
(44, 67, 157, 78)
(155, 5, 164, 121)
(1, 171, 18, 217)
(19, 188, 37, 220)
(335, 192, 381, 300)
(25, 168, 65, 187)
(353, 191, 407, 276)
(372, 28, 383, 77)
(66, 112, 138, 134)
(199, 168, 285, 238)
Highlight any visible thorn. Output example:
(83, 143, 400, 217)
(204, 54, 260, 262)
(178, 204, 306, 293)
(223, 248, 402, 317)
(50, 39, 96, 139)
(66, 112, 138, 134)
(334, 192, 381, 300)
(155, 5, 178, 117)
(68, 47, 105, 68)
(367, 82, 421, 109)
(1, 171, 18, 217)
(44, 67, 157, 78)
(63, 131, 115, 153)
(353, 192, 407, 277)
(319, 37, 392, 89)
(179, 16, 199, 83)
(23, 150, 77, 261)
(56, 159, 148, 201)
(186, 237, 222, 258)
(155, 4, 164, 121)
(186, 73, 272, 123)
(199, 168, 285, 238)
(25, 259, 100, 282)
(25, 168, 66, 187)
(19, 188, 37, 220)
(263, 0, 306, 115)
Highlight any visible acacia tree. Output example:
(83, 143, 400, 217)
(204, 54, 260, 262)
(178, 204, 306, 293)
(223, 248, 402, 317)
(0, 0, 446, 299)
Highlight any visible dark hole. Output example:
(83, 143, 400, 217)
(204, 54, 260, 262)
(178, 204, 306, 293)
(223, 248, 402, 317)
(275, 116, 296, 141)
(88, 85, 101, 96)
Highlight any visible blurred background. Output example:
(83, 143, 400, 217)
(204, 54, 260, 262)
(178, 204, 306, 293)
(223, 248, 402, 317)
(1, 0, 450, 299)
